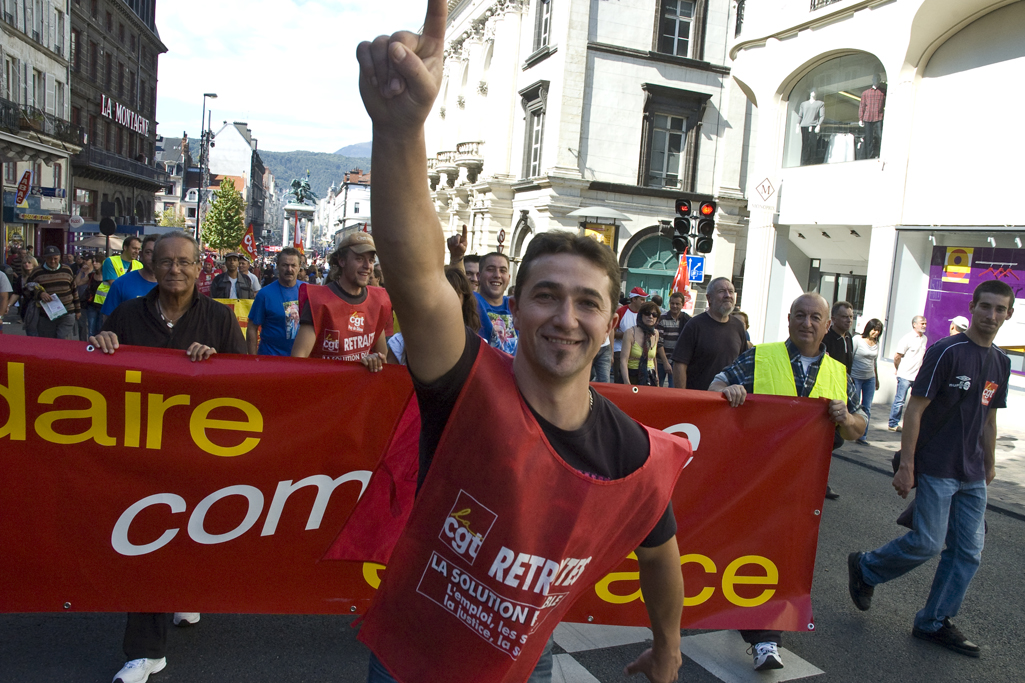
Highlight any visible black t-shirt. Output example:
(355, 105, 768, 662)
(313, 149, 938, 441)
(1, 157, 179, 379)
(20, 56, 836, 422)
(298, 281, 367, 325)
(912, 334, 1011, 482)
(103, 287, 247, 353)
(822, 328, 853, 374)
(413, 328, 677, 548)
(671, 312, 749, 390)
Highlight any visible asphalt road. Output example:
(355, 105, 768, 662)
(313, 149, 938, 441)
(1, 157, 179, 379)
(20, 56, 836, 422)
(2, 457, 1023, 683)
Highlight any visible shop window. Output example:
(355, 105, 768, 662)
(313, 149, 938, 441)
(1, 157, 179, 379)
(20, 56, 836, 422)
(74, 188, 96, 220)
(638, 83, 710, 190)
(657, 0, 695, 58)
(783, 53, 886, 168)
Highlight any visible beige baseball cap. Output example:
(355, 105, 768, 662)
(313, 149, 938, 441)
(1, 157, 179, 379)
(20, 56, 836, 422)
(338, 232, 376, 254)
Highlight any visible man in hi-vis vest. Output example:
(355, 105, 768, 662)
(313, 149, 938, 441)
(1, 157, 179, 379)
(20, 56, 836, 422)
(709, 292, 867, 672)
(354, 2, 691, 681)
(95, 235, 143, 307)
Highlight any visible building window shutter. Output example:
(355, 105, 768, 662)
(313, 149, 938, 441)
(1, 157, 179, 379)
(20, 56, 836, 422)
(44, 73, 55, 115)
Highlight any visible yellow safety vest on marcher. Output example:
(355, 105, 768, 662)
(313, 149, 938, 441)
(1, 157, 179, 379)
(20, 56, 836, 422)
(752, 341, 847, 400)
(94, 256, 142, 305)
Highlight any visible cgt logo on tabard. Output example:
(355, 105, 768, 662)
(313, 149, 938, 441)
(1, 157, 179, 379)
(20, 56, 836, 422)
(349, 312, 365, 333)
(323, 330, 341, 353)
(441, 491, 497, 566)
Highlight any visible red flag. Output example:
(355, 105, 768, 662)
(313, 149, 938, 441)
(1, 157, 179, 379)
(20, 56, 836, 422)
(671, 249, 689, 294)
(241, 223, 259, 262)
(292, 212, 305, 254)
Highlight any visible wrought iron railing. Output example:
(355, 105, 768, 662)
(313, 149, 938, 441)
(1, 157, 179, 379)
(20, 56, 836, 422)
(0, 97, 84, 145)
(735, 0, 746, 36)
(810, 0, 844, 10)
(74, 146, 168, 184)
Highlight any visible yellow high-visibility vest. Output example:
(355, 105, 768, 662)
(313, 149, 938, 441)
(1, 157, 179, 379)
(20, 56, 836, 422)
(752, 341, 847, 400)
(94, 256, 142, 305)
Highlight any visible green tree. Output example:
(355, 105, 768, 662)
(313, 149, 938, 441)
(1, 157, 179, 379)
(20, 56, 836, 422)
(158, 206, 187, 228)
(201, 178, 247, 251)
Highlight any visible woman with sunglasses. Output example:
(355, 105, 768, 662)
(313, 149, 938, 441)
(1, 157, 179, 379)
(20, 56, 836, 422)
(620, 300, 662, 386)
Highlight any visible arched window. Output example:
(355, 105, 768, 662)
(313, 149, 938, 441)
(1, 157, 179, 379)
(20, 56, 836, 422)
(782, 53, 886, 168)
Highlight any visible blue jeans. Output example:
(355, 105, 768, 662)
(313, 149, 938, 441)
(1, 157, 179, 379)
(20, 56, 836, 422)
(860, 473, 987, 632)
(368, 636, 554, 682)
(591, 344, 612, 383)
(888, 377, 914, 428)
(852, 376, 875, 439)
(657, 360, 673, 388)
(85, 306, 104, 338)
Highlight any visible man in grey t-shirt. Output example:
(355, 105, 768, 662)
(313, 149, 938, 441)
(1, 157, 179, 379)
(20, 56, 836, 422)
(888, 315, 928, 430)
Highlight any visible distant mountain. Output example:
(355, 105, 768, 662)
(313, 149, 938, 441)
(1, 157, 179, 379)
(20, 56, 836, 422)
(258, 150, 371, 200)
(334, 141, 372, 157)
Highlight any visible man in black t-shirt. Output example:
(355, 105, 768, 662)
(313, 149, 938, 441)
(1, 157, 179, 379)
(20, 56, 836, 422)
(672, 276, 747, 391)
(849, 280, 1014, 659)
(356, 6, 685, 680)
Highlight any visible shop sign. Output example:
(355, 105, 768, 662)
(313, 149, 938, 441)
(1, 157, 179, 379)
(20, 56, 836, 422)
(6, 225, 24, 241)
(584, 222, 616, 248)
(18, 213, 51, 221)
(29, 187, 68, 199)
(15, 171, 31, 205)
(100, 94, 151, 136)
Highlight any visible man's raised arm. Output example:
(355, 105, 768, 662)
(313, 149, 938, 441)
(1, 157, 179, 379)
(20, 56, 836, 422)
(356, 0, 465, 383)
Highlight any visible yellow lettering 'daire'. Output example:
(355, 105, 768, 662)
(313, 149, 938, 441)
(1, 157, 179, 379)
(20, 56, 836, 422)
(0, 363, 263, 457)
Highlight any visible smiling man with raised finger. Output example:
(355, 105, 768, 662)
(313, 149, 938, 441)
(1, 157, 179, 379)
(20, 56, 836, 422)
(352, 2, 690, 682)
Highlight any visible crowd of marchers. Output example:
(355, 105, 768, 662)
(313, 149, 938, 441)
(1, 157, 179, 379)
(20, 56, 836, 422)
(0, 214, 1013, 683)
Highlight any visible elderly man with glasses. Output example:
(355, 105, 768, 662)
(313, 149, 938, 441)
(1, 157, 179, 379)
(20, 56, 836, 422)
(87, 231, 246, 683)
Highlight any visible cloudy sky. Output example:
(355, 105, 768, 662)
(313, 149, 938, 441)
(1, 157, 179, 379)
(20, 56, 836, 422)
(154, 0, 426, 153)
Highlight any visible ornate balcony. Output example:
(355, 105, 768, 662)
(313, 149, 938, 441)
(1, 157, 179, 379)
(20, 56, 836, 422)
(455, 141, 484, 170)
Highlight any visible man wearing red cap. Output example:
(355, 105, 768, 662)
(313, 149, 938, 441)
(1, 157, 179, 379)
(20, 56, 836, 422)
(291, 231, 392, 370)
(195, 257, 216, 296)
(613, 286, 649, 383)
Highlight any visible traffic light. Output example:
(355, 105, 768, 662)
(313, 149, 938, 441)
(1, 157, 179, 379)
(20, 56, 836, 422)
(695, 201, 716, 254)
(673, 199, 691, 253)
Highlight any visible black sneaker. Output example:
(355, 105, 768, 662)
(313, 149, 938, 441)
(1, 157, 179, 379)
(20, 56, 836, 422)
(847, 552, 873, 611)
(825, 485, 840, 500)
(913, 619, 981, 657)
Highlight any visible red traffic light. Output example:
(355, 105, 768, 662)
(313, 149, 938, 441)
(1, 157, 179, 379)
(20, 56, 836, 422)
(675, 198, 691, 216)
(699, 201, 716, 217)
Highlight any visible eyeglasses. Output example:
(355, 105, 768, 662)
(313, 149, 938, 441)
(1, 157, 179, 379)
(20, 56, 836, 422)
(154, 258, 198, 270)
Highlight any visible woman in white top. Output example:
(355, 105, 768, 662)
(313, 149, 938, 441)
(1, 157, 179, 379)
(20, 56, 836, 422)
(850, 318, 883, 445)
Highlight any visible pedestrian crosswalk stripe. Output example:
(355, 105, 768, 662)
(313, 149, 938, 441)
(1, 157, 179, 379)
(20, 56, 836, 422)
(552, 653, 603, 683)
(553, 622, 653, 653)
(680, 630, 824, 682)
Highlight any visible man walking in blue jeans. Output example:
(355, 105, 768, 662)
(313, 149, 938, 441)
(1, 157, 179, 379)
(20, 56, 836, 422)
(887, 315, 927, 430)
(848, 280, 1014, 657)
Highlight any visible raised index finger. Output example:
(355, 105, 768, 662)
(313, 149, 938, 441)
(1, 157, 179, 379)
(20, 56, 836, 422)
(421, 0, 448, 44)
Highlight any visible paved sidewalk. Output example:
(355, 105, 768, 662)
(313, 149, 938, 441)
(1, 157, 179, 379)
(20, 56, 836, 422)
(834, 404, 1025, 520)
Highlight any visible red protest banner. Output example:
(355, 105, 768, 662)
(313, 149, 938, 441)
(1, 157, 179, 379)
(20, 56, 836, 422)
(0, 337, 834, 632)
(241, 223, 259, 262)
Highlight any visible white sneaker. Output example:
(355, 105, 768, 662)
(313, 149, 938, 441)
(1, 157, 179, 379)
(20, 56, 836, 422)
(173, 612, 200, 626)
(751, 642, 784, 671)
(113, 657, 166, 683)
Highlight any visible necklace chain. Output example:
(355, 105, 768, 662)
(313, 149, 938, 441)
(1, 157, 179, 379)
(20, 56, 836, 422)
(156, 301, 177, 329)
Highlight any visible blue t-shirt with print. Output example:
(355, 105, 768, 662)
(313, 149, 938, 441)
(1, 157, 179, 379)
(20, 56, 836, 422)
(248, 280, 305, 356)
(474, 292, 517, 355)
(100, 270, 157, 315)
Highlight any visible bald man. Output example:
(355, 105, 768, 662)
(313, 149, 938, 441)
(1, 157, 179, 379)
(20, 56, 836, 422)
(708, 292, 867, 671)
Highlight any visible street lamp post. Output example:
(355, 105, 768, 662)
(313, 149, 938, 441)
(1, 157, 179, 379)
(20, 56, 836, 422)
(195, 92, 217, 241)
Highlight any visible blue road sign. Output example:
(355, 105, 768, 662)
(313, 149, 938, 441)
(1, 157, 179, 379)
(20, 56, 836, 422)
(686, 255, 705, 282)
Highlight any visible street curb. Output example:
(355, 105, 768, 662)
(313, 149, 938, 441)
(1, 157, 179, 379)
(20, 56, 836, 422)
(833, 452, 1025, 523)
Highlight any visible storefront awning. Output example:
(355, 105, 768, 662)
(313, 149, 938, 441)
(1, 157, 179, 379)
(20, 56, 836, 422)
(0, 131, 70, 166)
